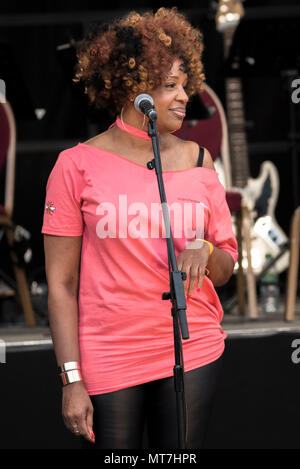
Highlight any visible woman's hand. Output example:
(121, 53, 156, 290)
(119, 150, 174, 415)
(176, 241, 211, 297)
(62, 381, 95, 444)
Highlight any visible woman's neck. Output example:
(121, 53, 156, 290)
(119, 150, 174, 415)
(116, 116, 151, 140)
(109, 110, 164, 152)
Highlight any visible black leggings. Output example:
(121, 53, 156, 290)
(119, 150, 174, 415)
(81, 354, 223, 449)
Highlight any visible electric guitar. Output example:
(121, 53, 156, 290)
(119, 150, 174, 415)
(215, 0, 289, 275)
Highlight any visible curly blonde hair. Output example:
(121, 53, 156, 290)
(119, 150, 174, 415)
(73, 7, 205, 115)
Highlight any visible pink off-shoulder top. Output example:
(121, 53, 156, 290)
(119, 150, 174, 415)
(41, 136, 238, 395)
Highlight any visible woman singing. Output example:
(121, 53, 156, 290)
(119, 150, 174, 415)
(42, 7, 238, 449)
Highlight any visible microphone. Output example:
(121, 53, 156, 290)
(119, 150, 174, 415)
(134, 94, 157, 121)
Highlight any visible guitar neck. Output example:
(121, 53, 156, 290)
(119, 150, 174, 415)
(225, 77, 250, 188)
(223, 28, 250, 188)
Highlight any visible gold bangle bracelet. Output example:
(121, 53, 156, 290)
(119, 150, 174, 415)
(58, 361, 81, 374)
(60, 369, 83, 386)
(195, 239, 214, 255)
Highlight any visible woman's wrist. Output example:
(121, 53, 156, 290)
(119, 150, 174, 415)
(194, 238, 214, 255)
(62, 380, 85, 392)
(60, 369, 83, 386)
(58, 361, 83, 387)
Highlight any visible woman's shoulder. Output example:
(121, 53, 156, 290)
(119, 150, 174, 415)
(52, 136, 107, 176)
(81, 130, 110, 149)
(170, 135, 216, 170)
(55, 131, 112, 169)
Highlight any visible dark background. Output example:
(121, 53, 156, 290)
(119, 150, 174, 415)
(0, 0, 299, 298)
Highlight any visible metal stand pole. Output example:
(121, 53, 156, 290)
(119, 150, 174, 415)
(147, 118, 189, 449)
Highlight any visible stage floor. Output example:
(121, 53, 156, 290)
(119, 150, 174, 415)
(1, 298, 300, 347)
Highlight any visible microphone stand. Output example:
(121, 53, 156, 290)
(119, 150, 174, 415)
(146, 116, 189, 449)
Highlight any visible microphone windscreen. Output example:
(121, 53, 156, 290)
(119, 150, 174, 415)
(134, 94, 154, 112)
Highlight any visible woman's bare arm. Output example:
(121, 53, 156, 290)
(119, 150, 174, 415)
(44, 234, 82, 365)
(44, 234, 94, 443)
(202, 148, 235, 286)
(206, 246, 235, 286)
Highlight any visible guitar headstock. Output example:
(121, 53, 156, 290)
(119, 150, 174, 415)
(215, 0, 245, 32)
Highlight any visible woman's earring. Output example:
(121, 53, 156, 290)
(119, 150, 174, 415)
(142, 114, 146, 128)
(120, 106, 127, 131)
